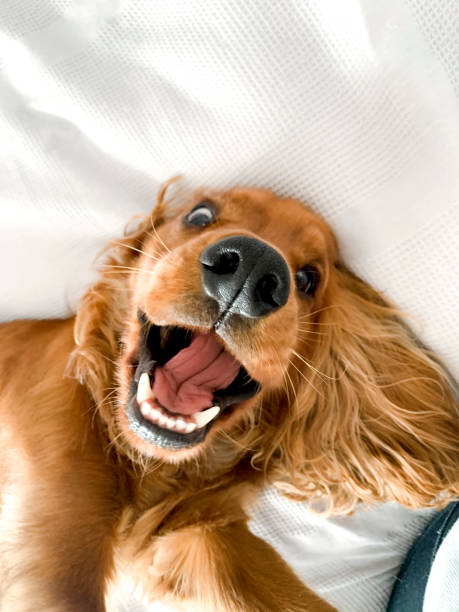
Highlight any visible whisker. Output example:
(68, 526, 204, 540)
(93, 388, 119, 428)
(284, 366, 297, 405)
(99, 354, 121, 366)
(150, 214, 171, 255)
(297, 321, 340, 328)
(296, 327, 328, 336)
(288, 359, 324, 399)
(291, 349, 340, 381)
(100, 270, 143, 276)
(105, 429, 127, 454)
(114, 242, 161, 262)
(100, 264, 155, 276)
(272, 346, 296, 404)
(298, 305, 341, 320)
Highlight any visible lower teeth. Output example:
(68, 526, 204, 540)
(140, 401, 197, 434)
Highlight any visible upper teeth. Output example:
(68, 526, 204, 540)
(136, 372, 221, 434)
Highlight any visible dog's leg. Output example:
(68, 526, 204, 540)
(128, 519, 336, 612)
(0, 319, 120, 611)
(0, 468, 118, 612)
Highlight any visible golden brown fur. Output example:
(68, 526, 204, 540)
(0, 183, 458, 611)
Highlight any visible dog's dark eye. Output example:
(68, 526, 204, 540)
(185, 201, 217, 228)
(296, 266, 319, 296)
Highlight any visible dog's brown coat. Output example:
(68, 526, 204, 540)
(0, 186, 457, 611)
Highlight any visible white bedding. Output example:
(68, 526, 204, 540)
(1, 1, 458, 610)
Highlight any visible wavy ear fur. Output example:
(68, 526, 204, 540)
(67, 181, 176, 428)
(267, 264, 459, 514)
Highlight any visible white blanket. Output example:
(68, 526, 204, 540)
(1, 1, 458, 610)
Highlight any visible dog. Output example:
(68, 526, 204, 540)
(0, 183, 458, 611)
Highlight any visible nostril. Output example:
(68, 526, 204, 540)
(201, 236, 290, 319)
(256, 273, 280, 307)
(203, 250, 240, 275)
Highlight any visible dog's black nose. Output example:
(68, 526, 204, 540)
(200, 235, 290, 319)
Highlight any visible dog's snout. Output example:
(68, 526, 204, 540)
(200, 235, 290, 319)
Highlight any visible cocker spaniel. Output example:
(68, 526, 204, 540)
(0, 183, 458, 612)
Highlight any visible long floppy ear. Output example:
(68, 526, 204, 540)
(268, 264, 459, 514)
(67, 180, 176, 419)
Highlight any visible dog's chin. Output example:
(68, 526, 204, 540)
(123, 310, 261, 457)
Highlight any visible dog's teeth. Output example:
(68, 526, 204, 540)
(193, 406, 220, 428)
(175, 419, 187, 432)
(150, 407, 161, 421)
(140, 401, 152, 417)
(166, 418, 176, 430)
(138, 399, 199, 435)
(137, 372, 153, 404)
(139, 398, 203, 435)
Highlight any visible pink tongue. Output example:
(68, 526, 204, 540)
(152, 332, 240, 415)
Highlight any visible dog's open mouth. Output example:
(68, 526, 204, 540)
(126, 310, 260, 450)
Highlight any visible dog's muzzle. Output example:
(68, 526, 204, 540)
(200, 235, 290, 320)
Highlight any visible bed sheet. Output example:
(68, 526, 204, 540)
(1, 1, 458, 610)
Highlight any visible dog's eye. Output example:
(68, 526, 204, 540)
(185, 201, 217, 228)
(296, 266, 319, 296)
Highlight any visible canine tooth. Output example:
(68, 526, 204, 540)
(137, 373, 153, 404)
(158, 415, 168, 427)
(193, 406, 220, 428)
(184, 422, 197, 433)
(175, 419, 187, 432)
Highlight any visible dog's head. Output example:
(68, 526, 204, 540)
(71, 184, 459, 512)
(117, 186, 337, 459)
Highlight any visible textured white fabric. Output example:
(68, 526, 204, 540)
(1, 1, 458, 611)
(249, 491, 436, 612)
